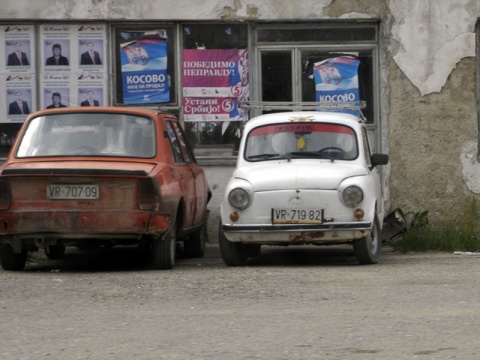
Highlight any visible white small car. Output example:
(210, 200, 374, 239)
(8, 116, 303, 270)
(219, 111, 389, 266)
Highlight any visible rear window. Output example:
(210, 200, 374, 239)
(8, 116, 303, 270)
(245, 122, 358, 161)
(16, 113, 155, 158)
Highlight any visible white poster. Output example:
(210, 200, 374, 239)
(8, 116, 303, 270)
(39, 24, 108, 108)
(0, 25, 36, 123)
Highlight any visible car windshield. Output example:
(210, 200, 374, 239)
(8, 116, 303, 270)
(16, 113, 155, 158)
(245, 122, 358, 161)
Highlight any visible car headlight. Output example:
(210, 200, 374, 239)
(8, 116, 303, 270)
(342, 185, 364, 206)
(228, 188, 250, 209)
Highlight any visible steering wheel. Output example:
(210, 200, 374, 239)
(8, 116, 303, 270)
(68, 145, 98, 155)
(318, 146, 345, 159)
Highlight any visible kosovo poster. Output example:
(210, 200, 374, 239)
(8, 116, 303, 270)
(120, 31, 169, 104)
(313, 55, 360, 111)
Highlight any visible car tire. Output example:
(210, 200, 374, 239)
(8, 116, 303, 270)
(45, 244, 66, 260)
(218, 220, 248, 266)
(353, 215, 381, 265)
(151, 221, 176, 270)
(0, 243, 27, 271)
(184, 227, 206, 258)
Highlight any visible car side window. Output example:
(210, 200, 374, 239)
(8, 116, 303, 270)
(362, 127, 372, 167)
(171, 121, 194, 164)
(165, 120, 184, 163)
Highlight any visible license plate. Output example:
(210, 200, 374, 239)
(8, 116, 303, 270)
(47, 184, 99, 200)
(272, 208, 324, 224)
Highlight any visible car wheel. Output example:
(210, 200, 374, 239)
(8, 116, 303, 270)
(45, 244, 66, 260)
(218, 220, 248, 266)
(0, 243, 27, 271)
(353, 215, 381, 265)
(151, 221, 176, 270)
(184, 227, 206, 258)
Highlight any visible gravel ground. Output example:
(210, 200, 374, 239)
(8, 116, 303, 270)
(1, 244, 479, 360)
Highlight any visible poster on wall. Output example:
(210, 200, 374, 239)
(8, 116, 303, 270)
(76, 72, 107, 107)
(0, 25, 36, 123)
(120, 30, 169, 105)
(313, 55, 360, 113)
(40, 24, 107, 72)
(2, 74, 36, 122)
(182, 49, 248, 122)
(39, 24, 108, 107)
(40, 72, 107, 108)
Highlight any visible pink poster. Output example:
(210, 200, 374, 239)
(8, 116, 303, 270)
(183, 49, 248, 121)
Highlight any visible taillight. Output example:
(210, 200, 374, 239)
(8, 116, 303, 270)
(138, 179, 157, 210)
(0, 180, 11, 210)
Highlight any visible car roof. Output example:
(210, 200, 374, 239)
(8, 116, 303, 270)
(243, 111, 365, 132)
(24, 106, 177, 120)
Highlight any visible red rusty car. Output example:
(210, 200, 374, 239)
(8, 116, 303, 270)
(0, 107, 211, 270)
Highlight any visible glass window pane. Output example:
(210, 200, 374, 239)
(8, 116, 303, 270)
(245, 123, 358, 161)
(172, 121, 193, 163)
(257, 26, 376, 43)
(165, 120, 184, 163)
(183, 24, 247, 49)
(16, 113, 155, 158)
(300, 50, 374, 122)
(261, 51, 292, 102)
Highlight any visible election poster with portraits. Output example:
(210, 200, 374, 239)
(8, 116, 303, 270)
(0, 24, 36, 124)
(119, 30, 170, 105)
(40, 24, 107, 109)
(182, 49, 249, 122)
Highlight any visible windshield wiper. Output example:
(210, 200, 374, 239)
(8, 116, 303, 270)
(287, 151, 340, 160)
(247, 153, 282, 160)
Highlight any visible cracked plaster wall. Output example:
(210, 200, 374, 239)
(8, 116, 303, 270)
(2, 0, 480, 220)
(386, 0, 480, 221)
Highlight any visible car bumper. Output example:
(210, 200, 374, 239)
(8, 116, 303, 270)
(0, 210, 170, 239)
(222, 221, 372, 244)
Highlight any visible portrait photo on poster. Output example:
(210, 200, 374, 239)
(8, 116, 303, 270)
(44, 88, 69, 109)
(79, 39, 103, 66)
(5, 40, 31, 67)
(79, 88, 102, 106)
(6, 88, 31, 115)
(44, 39, 70, 67)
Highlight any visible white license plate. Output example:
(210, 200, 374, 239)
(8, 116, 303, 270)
(47, 184, 99, 200)
(272, 208, 324, 224)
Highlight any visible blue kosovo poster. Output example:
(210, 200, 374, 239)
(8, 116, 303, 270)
(313, 56, 360, 113)
(121, 34, 169, 104)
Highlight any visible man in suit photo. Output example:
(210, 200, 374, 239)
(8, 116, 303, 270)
(80, 90, 100, 106)
(80, 41, 102, 65)
(8, 91, 30, 115)
(45, 43, 69, 66)
(46, 92, 67, 109)
(7, 42, 30, 66)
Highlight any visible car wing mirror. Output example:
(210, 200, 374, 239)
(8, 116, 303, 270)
(371, 153, 389, 167)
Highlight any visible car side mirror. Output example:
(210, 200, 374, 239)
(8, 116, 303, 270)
(371, 153, 389, 167)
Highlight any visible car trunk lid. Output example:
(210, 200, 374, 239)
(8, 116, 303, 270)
(1, 160, 156, 211)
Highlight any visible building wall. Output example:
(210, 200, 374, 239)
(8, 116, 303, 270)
(2, 0, 480, 225)
(389, 58, 478, 222)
